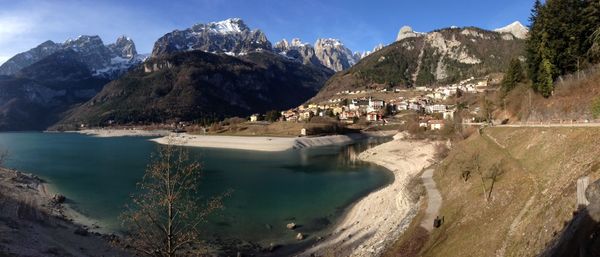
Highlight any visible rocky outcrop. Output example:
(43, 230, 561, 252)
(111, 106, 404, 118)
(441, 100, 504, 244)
(151, 18, 271, 57)
(274, 38, 322, 68)
(313, 38, 359, 72)
(107, 36, 137, 59)
(396, 26, 424, 42)
(275, 38, 360, 72)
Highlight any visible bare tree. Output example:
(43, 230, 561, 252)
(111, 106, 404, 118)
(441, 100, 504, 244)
(471, 152, 489, 202)
(485, 163, 504, 202)
(121, 145, 229, 257)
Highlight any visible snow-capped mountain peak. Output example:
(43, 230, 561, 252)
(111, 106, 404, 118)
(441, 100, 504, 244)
(206, 18, 248, 34)
(494, 21, 529, 39)
(153, 18, 271, 57)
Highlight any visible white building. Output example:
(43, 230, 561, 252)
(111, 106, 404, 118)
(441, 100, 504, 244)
(425, 104, 447, 114)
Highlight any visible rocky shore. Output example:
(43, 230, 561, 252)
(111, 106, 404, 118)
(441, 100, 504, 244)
(0, 168, 129, 256)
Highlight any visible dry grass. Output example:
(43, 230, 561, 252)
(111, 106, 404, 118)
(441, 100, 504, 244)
(413, 127, 600, 257)
(503, 66, 600, 122)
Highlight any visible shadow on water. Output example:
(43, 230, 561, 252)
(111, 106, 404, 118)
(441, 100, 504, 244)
(283, 136, 392, 172)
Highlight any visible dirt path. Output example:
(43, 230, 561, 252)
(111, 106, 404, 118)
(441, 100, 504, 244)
(420, 168, 442, 231)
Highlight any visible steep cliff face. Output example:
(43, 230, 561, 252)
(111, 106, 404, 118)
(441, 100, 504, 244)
(311, 26, 525, 102)
(313, 38, 359, 72)
(151, 18, 272, 57)
(56, 50, 333, 128)
(274, 38, 323, 68)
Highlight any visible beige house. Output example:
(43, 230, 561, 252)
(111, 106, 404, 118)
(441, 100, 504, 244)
(428, 120, 445, 130)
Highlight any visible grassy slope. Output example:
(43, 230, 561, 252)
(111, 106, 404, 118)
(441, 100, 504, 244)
(408, 127, 600, 257)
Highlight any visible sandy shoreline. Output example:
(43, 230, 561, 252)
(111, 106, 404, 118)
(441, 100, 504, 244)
(297, 134, 435, 257)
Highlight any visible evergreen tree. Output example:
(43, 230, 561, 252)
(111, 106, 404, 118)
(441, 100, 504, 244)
(526, 0, 598, 97)
(590, 28, 600, 62)
(501, 58, 524, 92)
(526, 0, 543, 84)
(583, 0, 600, 62)
(539, 58, 555, 97)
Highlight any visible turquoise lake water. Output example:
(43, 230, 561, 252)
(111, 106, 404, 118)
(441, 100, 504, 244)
(0, 132, 391, 249)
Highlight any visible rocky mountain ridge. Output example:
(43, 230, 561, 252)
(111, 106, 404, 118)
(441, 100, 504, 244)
(0, 35, 144, 79)
(151, 18, 272, 57)
(275, 38, 361, 72)
(152, 18, 364, 72)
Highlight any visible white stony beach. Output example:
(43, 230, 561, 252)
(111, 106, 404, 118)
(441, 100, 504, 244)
(150, 133, 373, 152)
(298, 134, 435, 257)
(69, 129, 171, 138)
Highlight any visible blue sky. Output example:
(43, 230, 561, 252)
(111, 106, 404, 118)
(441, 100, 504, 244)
(0, 0, 533, 64)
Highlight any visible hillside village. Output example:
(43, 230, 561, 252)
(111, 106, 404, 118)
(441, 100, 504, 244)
(268, 77, 490, 132)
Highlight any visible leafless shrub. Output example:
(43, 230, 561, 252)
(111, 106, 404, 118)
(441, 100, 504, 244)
(120, 145, 230, 257)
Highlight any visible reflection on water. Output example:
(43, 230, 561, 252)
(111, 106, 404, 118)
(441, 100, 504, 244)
(337, 136, 392, 166)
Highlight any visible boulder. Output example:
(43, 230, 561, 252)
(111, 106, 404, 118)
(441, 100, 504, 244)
(52, 194, 66, 204)
(296, 233, 304, 240)
(286, 222, 296, 230)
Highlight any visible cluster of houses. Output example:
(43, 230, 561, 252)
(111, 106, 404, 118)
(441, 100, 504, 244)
(273, 77, 490, 131)
(280, 97, 388, 124)
(278, 95, 457, 131)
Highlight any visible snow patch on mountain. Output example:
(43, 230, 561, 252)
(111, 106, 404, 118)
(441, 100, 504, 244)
(494, 21, 529, 39)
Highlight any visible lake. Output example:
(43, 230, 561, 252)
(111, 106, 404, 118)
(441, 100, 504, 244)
(0, 132, 392, 251)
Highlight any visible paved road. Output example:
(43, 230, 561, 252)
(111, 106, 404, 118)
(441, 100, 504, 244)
(421, 168, 442, 231)
(463, 122, 600, 128)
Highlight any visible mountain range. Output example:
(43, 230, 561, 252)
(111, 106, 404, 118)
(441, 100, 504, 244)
(0, 18, 528, 130)
(0, 35, 145, 79)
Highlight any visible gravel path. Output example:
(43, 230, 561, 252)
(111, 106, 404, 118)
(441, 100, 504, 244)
(420, 168, 442, 231)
